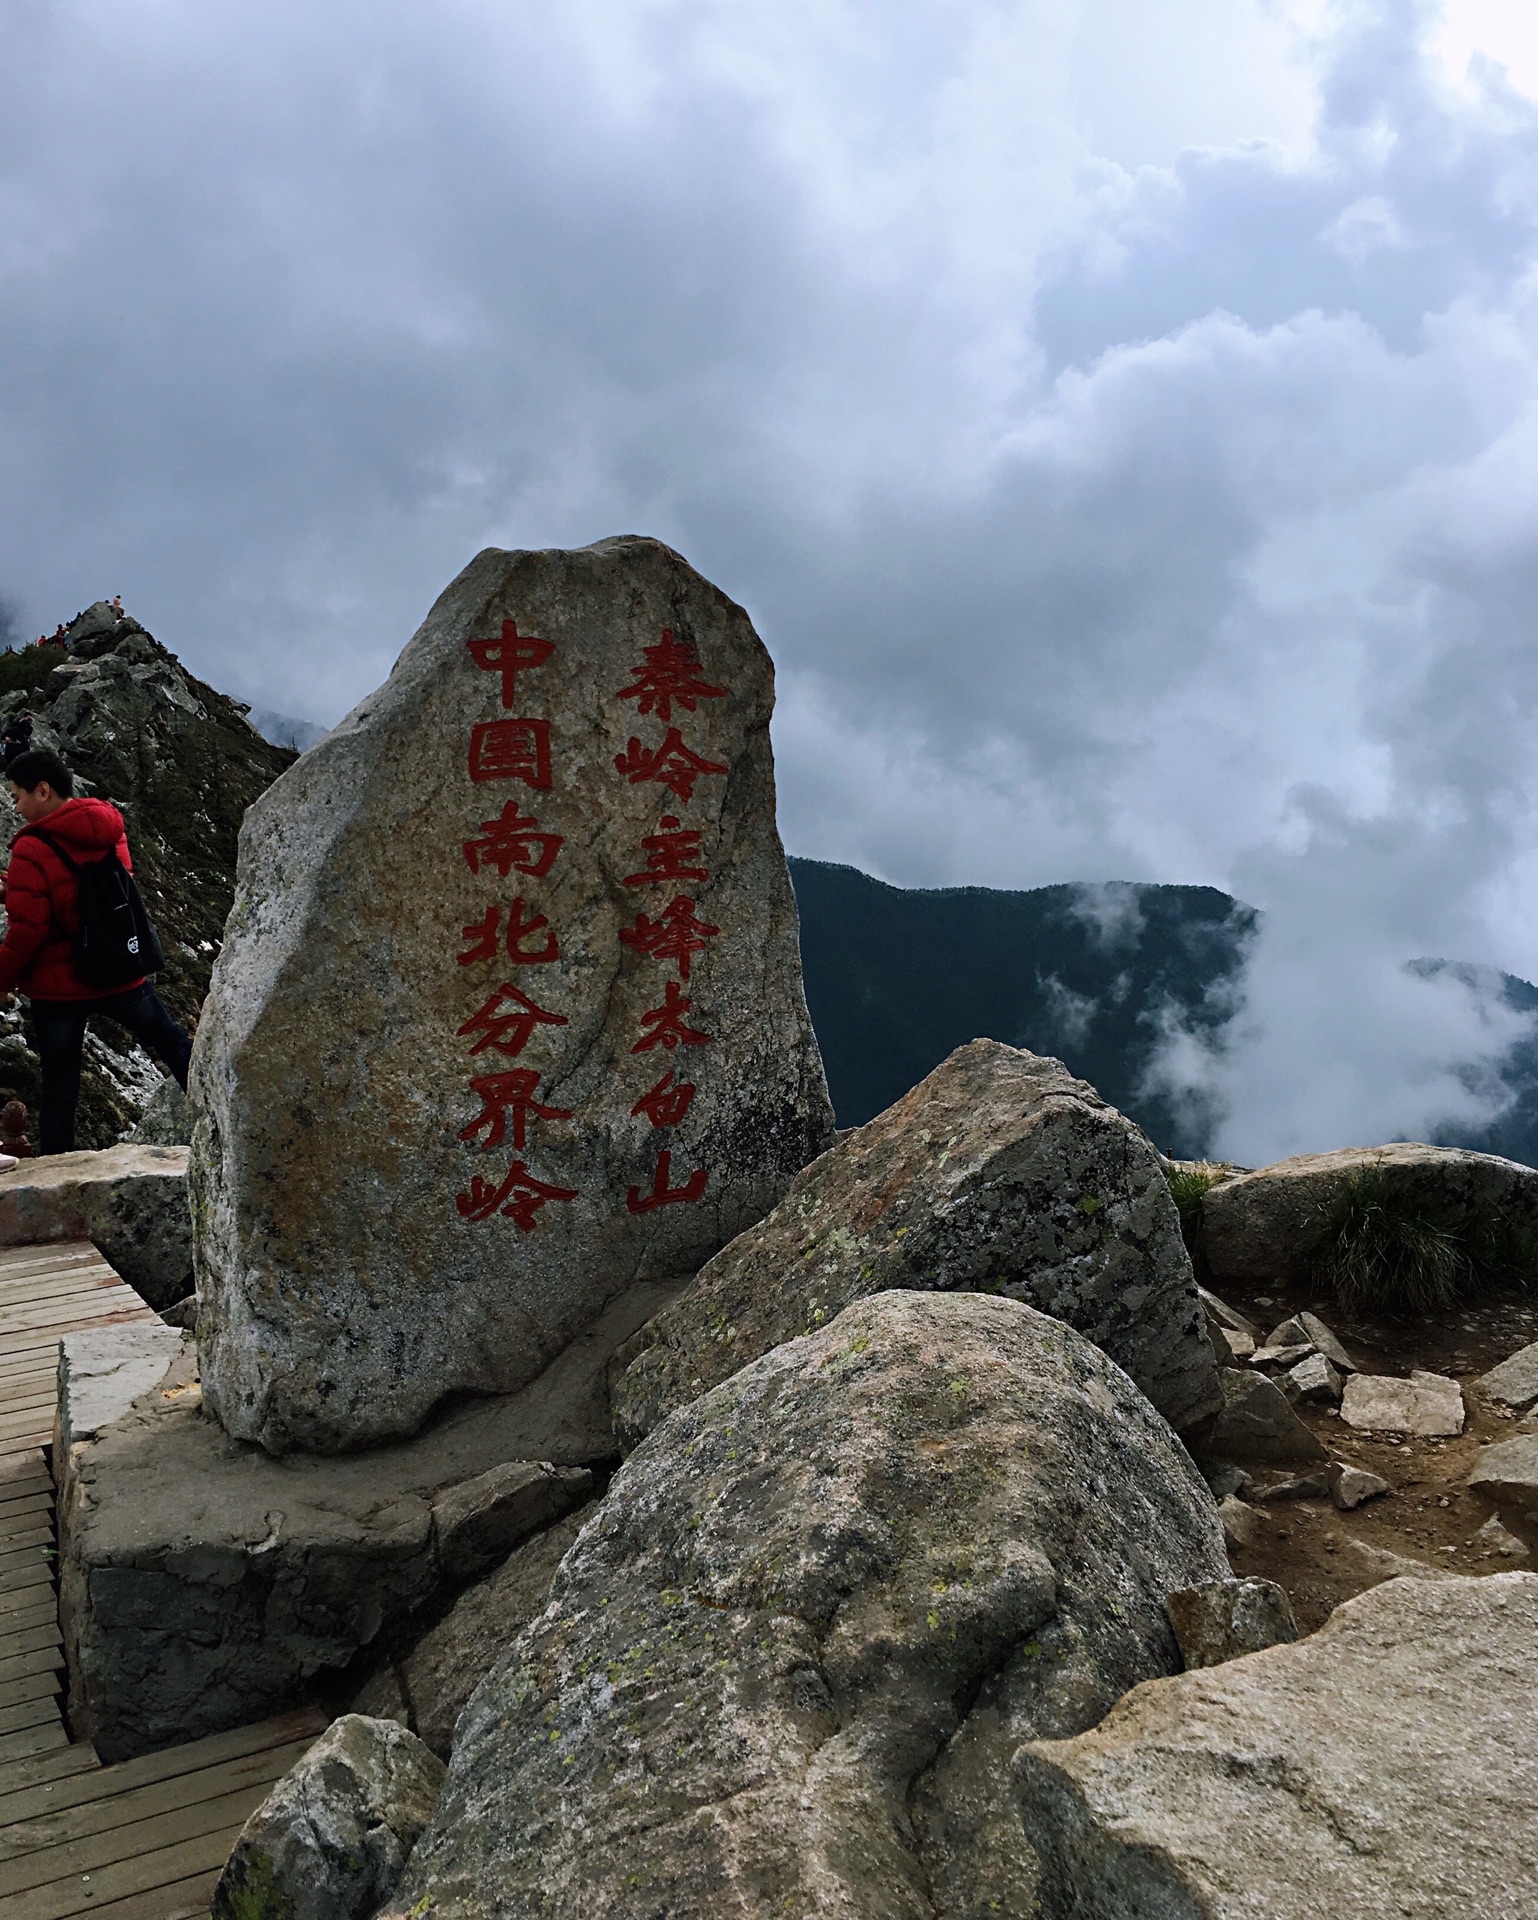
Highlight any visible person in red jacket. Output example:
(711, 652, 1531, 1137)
(0, 749, 191, 1155)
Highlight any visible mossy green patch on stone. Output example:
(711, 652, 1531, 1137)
(213, 1847, 295, 1920)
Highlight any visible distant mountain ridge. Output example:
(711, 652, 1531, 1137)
(788, 857, 1538, 1166)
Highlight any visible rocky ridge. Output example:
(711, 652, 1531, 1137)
(0, 601, 295, 1143)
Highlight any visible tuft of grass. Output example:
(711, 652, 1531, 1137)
(1306, 1165, 1538, 1313)
(1164, 1161, 1228, 1272)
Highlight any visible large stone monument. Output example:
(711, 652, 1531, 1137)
(192, 537, 835, 1453)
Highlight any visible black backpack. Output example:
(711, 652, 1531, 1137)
(27, 829, 166, 990)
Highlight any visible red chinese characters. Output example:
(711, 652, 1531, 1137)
(632, 979, 711, 1053)
(632, 1070, 696, 1128)
(611, 629, 732, 1213)
(614, 728, 727, 805)
(460, 1068, 573, 1152)
(613, 629, 727, 722)
(626, 1148, 707, 1213)
(458, 901, 559, 967)
(618, 895, 719, 980)
(463, 802, 564, 878)
(467, 621, 555, 708)
(454, 623, 578, 1225)
(456, 1159, 578, 1230)
(623, 816, 710, 889)
(469, 718, 552, 789)
(458, 981, 569, 1057)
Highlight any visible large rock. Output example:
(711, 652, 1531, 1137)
(192, 537, 835, 1454)
(375, 1503, 594, 1758)
(614, 1040, 1221, 1447)
(52, 1279, 666, 1758)
(211, 1714, 444, 1920)
(380, 1290, 1228, 1920)
(1200, 1142, 1538, 1286)
(0, 1144, 191, 1308)
(1016, 1573, 1538, 1917)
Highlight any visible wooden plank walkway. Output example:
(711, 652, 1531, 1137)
(0, 1241, 327, 1918)
(0, 1242, 161, 1467)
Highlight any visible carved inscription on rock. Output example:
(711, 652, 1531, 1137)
(191, 537, 835, 1454)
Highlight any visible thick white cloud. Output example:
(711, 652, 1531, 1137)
(3, 0, 1538, 1157)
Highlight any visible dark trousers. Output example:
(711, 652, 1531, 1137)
(29, 984, 192, 1155)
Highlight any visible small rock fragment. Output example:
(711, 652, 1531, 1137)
(1477, 1340, 1538, 1413)
(211, 1715, 445, 1920)
(1166, 1577, 1298, 1669)
(429, 1461, 593, 1583)
(1251, 1342, 1314, 1370)
(1297, 1309, 1358, 1373)
(1203, 1463, 1252, 1501)
(1285, 1351, 1343, 1406)
(1330, 1536, 1455, 1586)
(1219, 1326, 1255, 1361)
(1201, 1368, 1329, 1465)
(1218, 1494, 1262, 1551)
(351, 1666, 411, 1728)
(1332, 1465, 1391, 1510)
(1251, 1467, 1333, 1503)
(1267, 1314, 1310, 1347)
(1472, 1514, 1530, 1559)
(1340, 1371, 1464, 1437)
(1199, 1286, 1258, 1339)
(1468, 1433, 1538, 1522)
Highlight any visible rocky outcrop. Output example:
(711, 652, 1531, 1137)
(211, 1715, 444, 1920)
(0, 603, 295, 1146)
(126, 1076, 193, 1146)
(192, 537, 834, 1454)
(380, 1289, 1228, 1920)
(1016, 1573, 1538, 1917)
(0, 1144, 192, 1307)
(1200, 1142, 1538, 1287)
(614, 1040, 1221, 1448)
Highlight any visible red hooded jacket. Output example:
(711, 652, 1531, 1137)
(0, 799, 145, 1001)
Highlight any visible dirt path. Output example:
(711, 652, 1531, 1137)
(1207, 1275, 1538, 1630)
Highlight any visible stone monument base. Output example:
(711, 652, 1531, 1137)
(56, 1277, 682, 1760)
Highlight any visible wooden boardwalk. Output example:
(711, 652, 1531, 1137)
(0, 1241, 327, 1919)
(0, 1242, 161, 1467)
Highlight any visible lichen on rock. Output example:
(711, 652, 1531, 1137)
(379, 1288, 1227, 1919)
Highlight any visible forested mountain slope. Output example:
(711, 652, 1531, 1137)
(790, 857, 1538, 1166)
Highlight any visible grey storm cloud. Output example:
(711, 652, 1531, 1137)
(3, 0, 1538, 1157)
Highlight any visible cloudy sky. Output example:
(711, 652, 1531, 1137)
(3, 0, 1538, 1157)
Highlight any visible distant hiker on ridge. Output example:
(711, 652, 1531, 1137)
(0, 748, 190, 1154)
